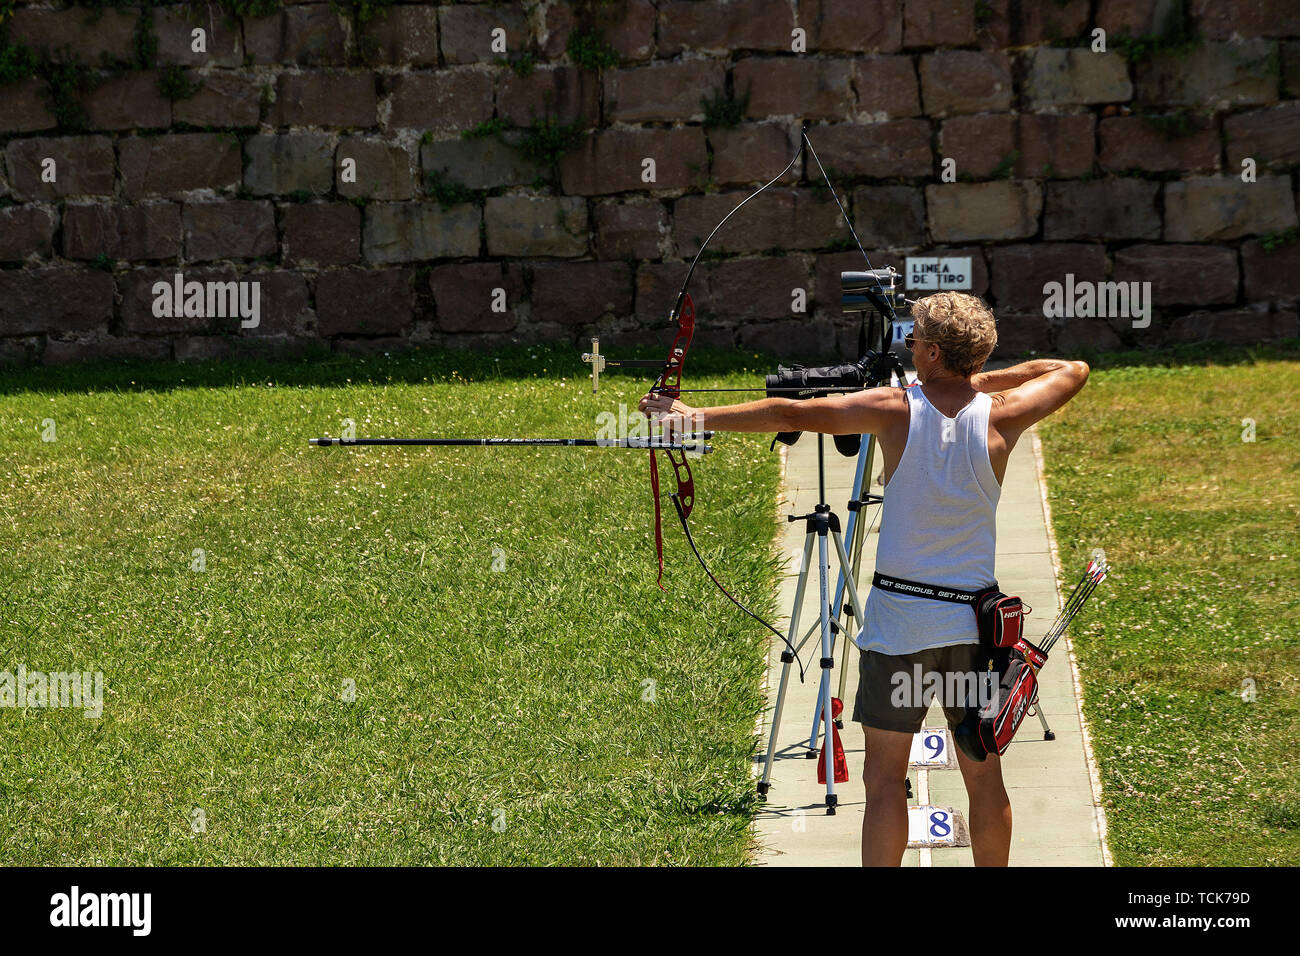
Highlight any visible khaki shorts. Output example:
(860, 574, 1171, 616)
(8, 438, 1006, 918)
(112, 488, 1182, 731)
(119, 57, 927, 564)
(852, 643, 984, 734)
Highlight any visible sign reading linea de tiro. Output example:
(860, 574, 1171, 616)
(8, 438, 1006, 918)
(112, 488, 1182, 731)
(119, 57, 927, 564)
(906, 257, 972, 290)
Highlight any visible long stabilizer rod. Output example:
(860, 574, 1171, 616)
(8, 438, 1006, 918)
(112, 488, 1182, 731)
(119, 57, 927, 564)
(309, 435, 714, 452)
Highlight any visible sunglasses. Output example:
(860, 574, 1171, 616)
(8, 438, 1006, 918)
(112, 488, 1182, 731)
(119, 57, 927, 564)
(904, 333, 917, 348)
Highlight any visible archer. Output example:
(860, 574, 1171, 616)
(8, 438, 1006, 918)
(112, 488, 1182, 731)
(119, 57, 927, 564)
(639, 291, 1091, 867)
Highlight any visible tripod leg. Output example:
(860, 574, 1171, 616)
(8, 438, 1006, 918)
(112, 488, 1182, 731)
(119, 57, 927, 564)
(1036, 696, 1055, 741)
(757, 531, 817, 795)
(815, 524, 838, 814)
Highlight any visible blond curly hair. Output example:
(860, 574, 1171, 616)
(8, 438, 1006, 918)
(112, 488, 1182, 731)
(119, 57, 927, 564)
(910, 292, 998, 378)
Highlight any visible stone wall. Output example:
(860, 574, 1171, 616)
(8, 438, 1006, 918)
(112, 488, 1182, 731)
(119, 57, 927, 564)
(1, 0, 1298, 365)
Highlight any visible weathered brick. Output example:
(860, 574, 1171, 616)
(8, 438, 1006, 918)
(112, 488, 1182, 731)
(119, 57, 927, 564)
(1224, 104, 1300, 172)
(427, 262, 525, 333)
(709, 255, 812, 322)
(1285, 41, 1300, 98)
(849, 185, 926, 247)
(903, 0, 975, 48)
(183, 202, 277, 260)
(244, 134, 335, 196)
(119, 266, 236, 333)
(739, 318, 838, 360)
(855, 55, 921, 117)
(530, 262, 634, 326)
(1007, 0, 1089, 44)
(63, 203, 182, 261)
(927, 182, 1043, 242)
(802, 0, 903, 53)
(1024, 48, 1132, 106)
(498, 66, 599, 128)
(989, 243, 1109, 311)
(420, 133, 541, 190)
(363, 202, 481, 262)
(989, 312, 1053, 358)
(709, 124, 799, 186)
(1189, 0, 1300, 41)
(1113, 245, 1239, 306)
(5, 137, 115, 200)
(119, 134, 243, 199)
(337, 139, 414, 200)
(0, 79, 56, 134)
(1098, 115, 1220, 173)
(806, 121, 932, 178)
(940, 114, 1015, 179)
(606, 60, 727, 123)
(438, 3, 530, 64)
(315, 269, 414, 336)
(636, 261, 717, 324)
(43, 335, 171, 365)
(273, 72, 377, 128)
(173, 72, 262, 127)
(484, 195, 587, 257)
(6, 7, 137, 62)
(1096, 0, 1165, 35)
(245, 5, 347, 66)
(1241, 239, 1300, 301)
(0, 206, 58, 261)
(386, 70, 494, 131)
(243, 271, 314, 336)
(674, 189, 850, 256)
(1054, 315, 1124, 352)
(155, 4, 244, 67)
(283, 203, 361, 266)
(919, 51, 1013, 115)
(1135, 40, 1278, 109)
(0, 339, 34, 366)
(658, 0, 796, 54)
(360, 5, 439, 66)
(559, 128, 708, 195)
(0, 268, 114, 335)
(1015, 113, 1096, 179)
(82, 72, 171, 130)
(331, 336, 410, 356)
(1043, 179, 1160, 240)
(542, 0, 656, 61)
(1166, 306, 1299, 344)
(734, 57, 854, 120)
(594, 201, 667, 259)
(1164, 176, 1298, 241)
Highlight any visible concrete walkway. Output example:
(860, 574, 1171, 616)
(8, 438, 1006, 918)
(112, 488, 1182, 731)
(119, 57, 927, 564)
(752, 376, 1110, 867)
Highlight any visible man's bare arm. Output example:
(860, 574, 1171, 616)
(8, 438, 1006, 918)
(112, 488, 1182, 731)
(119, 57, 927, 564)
(982, 359, 1091, 435)
(667, 386, 899, 436)
(972, 359, 1078, 393)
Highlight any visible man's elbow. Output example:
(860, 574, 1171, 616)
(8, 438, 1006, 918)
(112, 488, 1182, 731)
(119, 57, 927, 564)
(1070, 360, 1090, 383)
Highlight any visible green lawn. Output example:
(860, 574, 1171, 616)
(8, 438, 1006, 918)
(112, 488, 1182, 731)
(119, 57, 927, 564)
(3, 340, 1297, 866)
(1038, 341, 1300, 866)
(0, 346, 785, 865)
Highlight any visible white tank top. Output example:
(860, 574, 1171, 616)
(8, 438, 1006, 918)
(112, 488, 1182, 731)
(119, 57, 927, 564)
(855, 384, 1001, 654)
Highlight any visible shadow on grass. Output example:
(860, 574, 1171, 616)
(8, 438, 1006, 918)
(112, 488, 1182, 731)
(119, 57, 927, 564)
(0, 341, 798, 396)
(4, 337, 1299, 397)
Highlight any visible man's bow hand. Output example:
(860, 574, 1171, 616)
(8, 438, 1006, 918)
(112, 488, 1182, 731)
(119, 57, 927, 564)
(639, 392, 702, 439)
